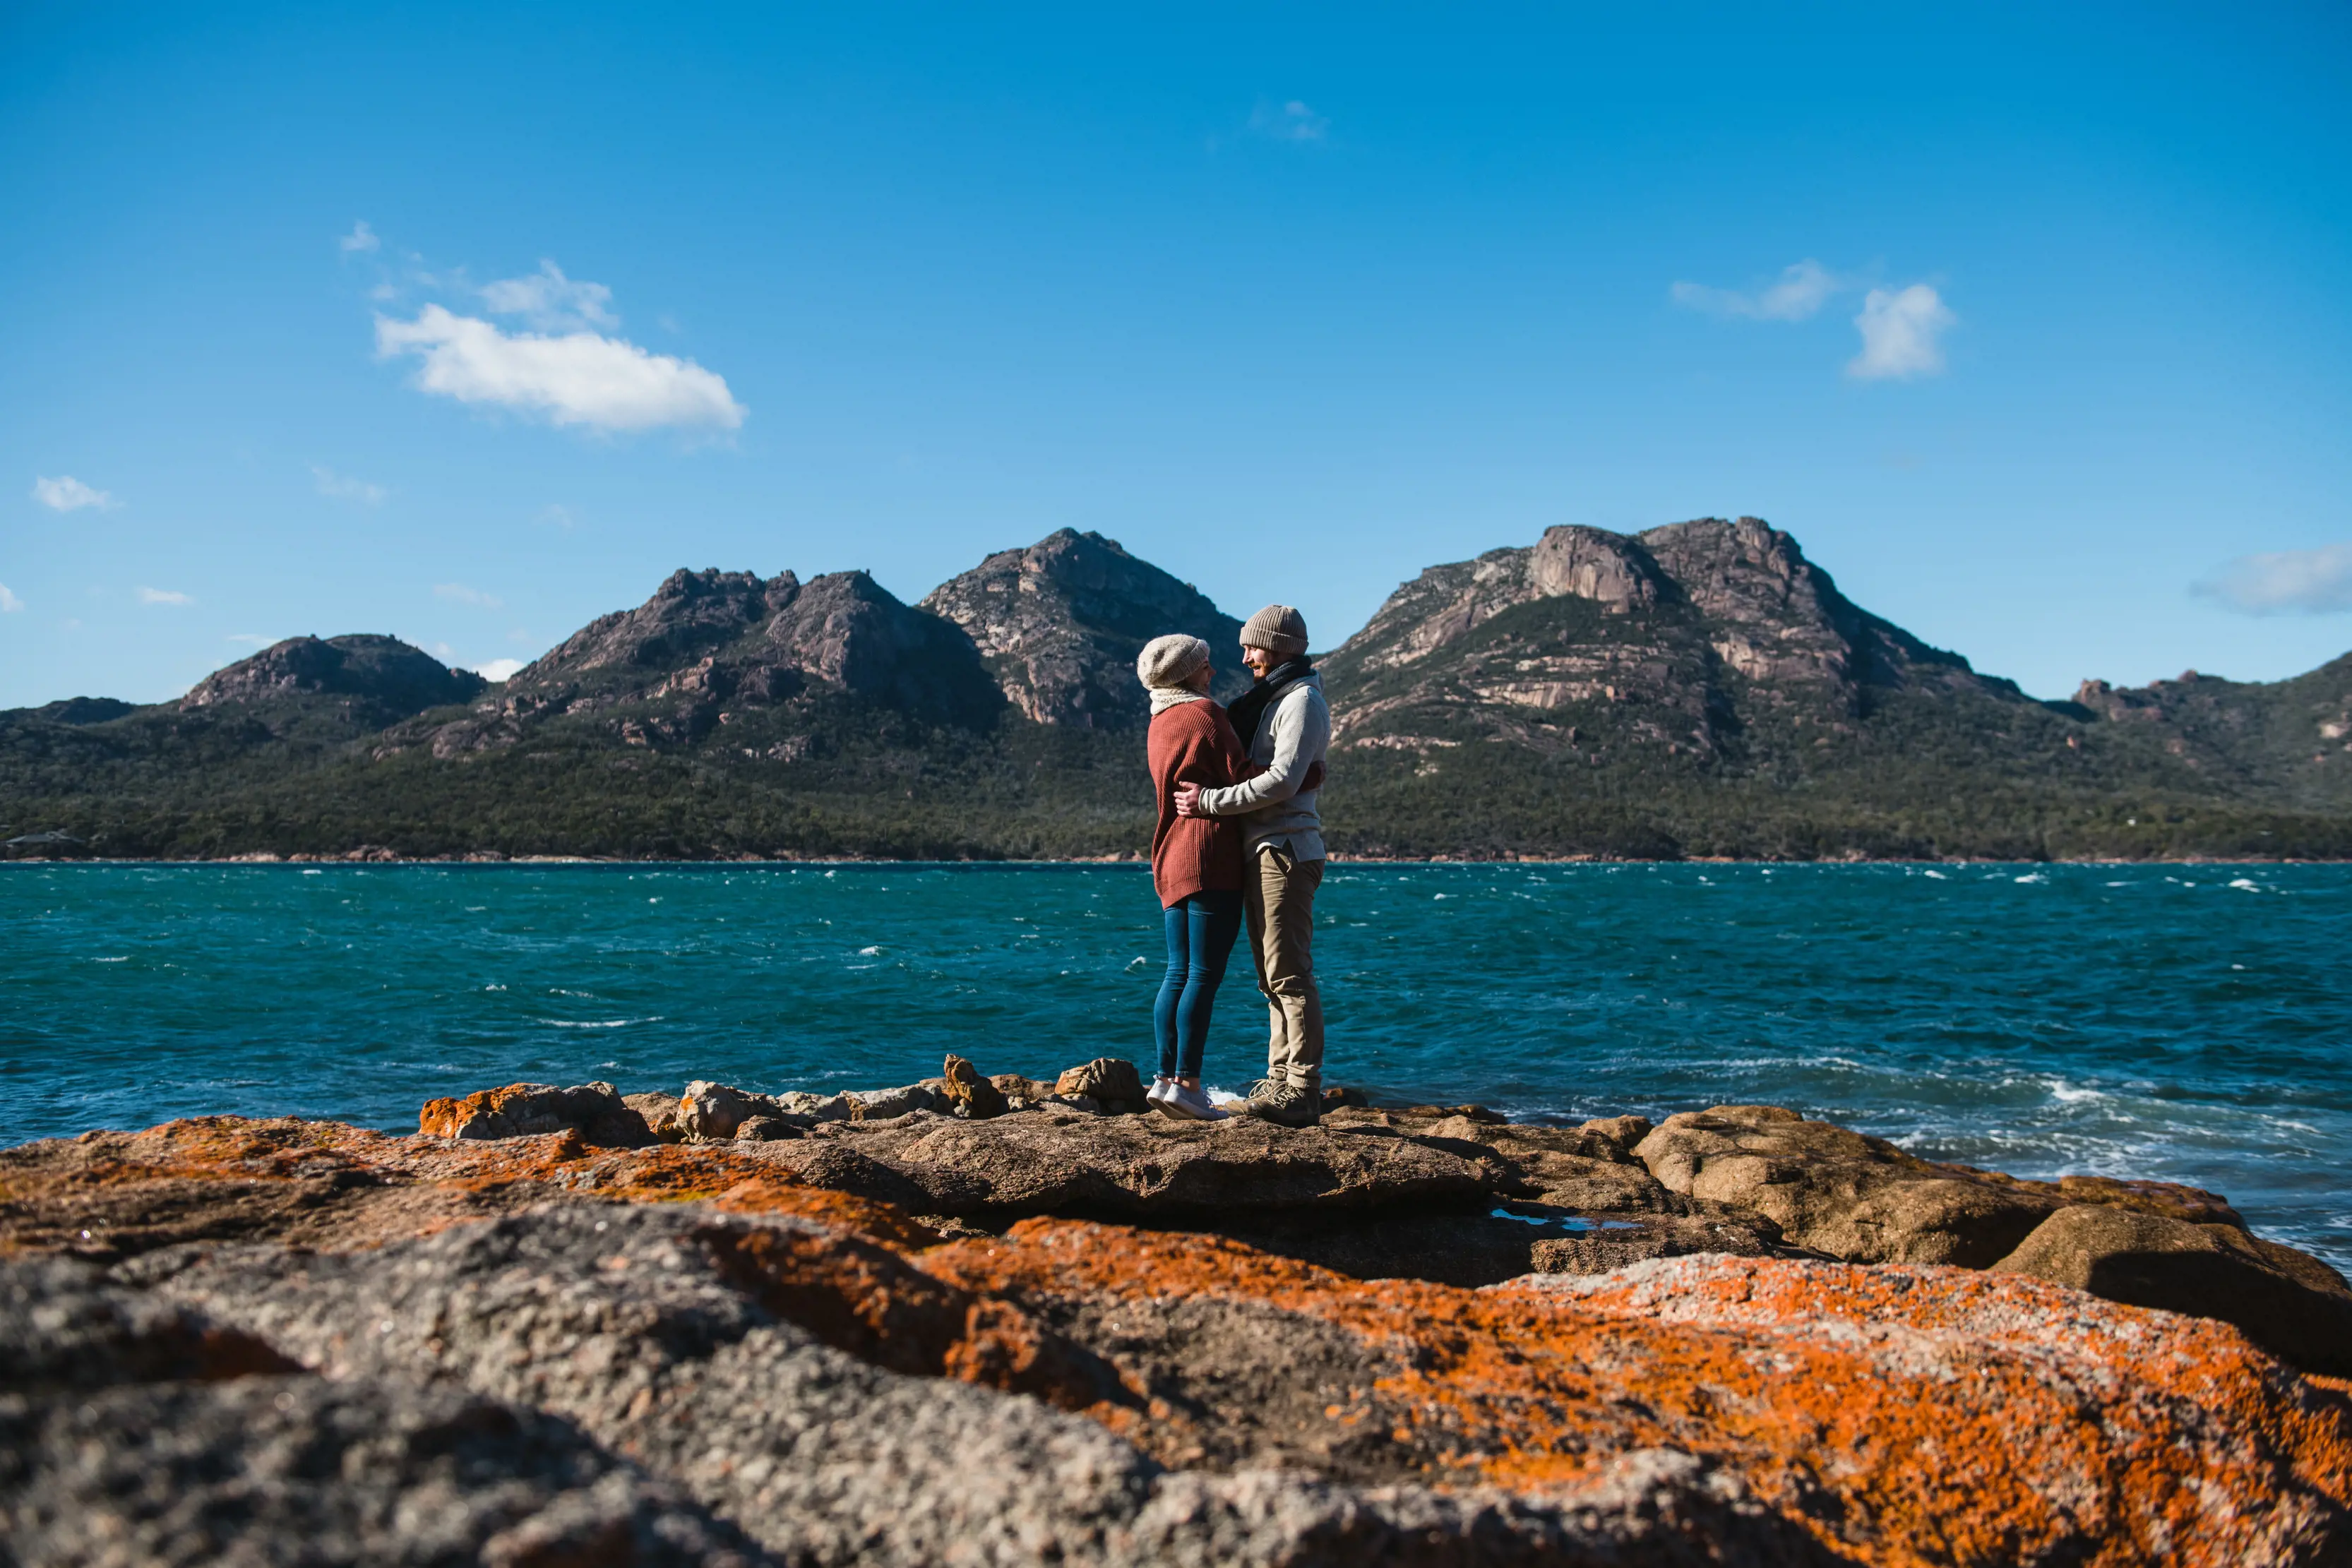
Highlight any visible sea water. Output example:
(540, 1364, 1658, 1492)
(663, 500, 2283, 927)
(4, 861, 2346, 1270)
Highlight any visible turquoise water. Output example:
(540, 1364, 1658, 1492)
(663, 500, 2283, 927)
(4, 861, 2347, 1270)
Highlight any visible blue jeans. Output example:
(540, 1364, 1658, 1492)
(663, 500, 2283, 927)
(1154, 890, 1243, 1082)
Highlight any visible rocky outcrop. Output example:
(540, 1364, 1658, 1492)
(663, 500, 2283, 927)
(181, 634, 486, 721)
(919, 529, 1248, 727)
(1627, 1103, 2266, 1266)
(3, 1257, 760, 1567)
(1632, 1103, 2069, 1265)
(1993, 1203, 2352, 1376)
(740, 1107, 1494, 1223)
(417, 1079, 655, 1147)
(6, 1120, 2349, 1567)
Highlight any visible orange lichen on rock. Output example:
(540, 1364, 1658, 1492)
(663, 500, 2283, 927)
(0, 1115, 943, 1257)
(921, 1218, 2352, 1568)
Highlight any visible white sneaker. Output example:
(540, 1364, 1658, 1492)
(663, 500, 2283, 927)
(1146, 1076, 1174, 1109)
(1166, 1082, 1229, 1122)
(1153, 1077, 1198, 1119)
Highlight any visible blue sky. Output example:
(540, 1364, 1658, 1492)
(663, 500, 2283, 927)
(4, 1, 2349, 707)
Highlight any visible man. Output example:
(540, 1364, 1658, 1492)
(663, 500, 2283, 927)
(1172, 604, 1330, 1128)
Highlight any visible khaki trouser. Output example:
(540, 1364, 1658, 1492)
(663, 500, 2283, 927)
(1244, 846, 1324, 1092)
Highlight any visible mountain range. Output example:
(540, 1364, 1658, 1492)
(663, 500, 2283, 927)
(6, 519, 2349, 861)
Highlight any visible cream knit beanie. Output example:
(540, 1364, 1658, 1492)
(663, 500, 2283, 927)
(1136, 633, 1211, 690)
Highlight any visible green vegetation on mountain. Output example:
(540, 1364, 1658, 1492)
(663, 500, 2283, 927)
(5, 521, 2349, 861)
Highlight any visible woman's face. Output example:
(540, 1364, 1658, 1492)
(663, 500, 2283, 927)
(1186, 661, 1215, 693)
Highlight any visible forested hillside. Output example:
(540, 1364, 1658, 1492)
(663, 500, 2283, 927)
(6, 520, 2348, 861)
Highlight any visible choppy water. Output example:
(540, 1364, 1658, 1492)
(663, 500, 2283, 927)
(4, 861, 2346, 1269)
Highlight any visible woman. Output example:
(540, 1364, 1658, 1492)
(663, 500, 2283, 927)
(1138, 633, 1249, 1121)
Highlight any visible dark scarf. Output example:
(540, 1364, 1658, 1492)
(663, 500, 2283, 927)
(1226, 655, 1315, 750)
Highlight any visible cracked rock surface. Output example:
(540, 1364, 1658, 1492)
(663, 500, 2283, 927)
(5, 1104, 2352, 1565)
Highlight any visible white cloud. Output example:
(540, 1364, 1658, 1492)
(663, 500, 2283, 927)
(472, 657, 526, 682)
(340, 220, 381, 253)
(1849, 284, 1956, 380)
(435, 582, 503, 609)
(226, 633, 275, 645)
(2193, 543, 2352, 615)
(1670, 259, 1842, 321)
(138, 587, 193, 606)
(32, 474, 116, 512)
(537, 503, 575, 529)
(0, 582, 22, 613)
(480, 260, 618, 330)
(375, 304, 746, 433)
(312, 465, 388, 505)
(1250, 99, 1330, 143)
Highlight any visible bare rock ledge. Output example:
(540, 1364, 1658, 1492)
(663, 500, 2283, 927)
(1, 1072, 2349, 1566)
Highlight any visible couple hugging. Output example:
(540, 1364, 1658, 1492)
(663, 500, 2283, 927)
(1138, 603, 1330, 1129)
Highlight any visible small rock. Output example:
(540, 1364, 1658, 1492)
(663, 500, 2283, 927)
(1575, 1115, 1656, 1161)
(735, 1116, 800, 1143)
(941, 1055, 1010, 1119)
(679, 1080, 794, 1142)
(776, 1091, 856, 1124)
(417, 1082, 653, 1148)
(623, 1091, 684, 1143)
(852, 1083, 950, 1121)
(1053, 1057, 1143, 1111)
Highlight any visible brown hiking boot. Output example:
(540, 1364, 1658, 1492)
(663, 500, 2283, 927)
(1243, 1079, 1320, 1129)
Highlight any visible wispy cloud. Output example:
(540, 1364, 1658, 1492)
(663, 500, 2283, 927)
(1671, 259, 1843, 321)
(537, 503, 575, 529)
(312, 465, 388, 505)
(0, 582, 22, 613)
(2193, 543, 2352, 616)
(434, 582, 503, 609)
(138, 587, 193, 606)
(480, 260, 617, 330)
(1250, 99, 1330, 143)
(472, 657, 526, 682)
(340, 220, 380, 254)
(1848, 285, 1956, 380)
(375, 304, 746, 433)
(32, 474, 116, 512)
(226, 633, 276, 645)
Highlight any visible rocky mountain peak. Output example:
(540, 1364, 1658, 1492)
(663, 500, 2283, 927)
(760, 570, 1003, 721)
(1321, 517, 1996, 772)
(1526, 525, 1666, 608)
(182, 635, 484, 720)
(919, 529, 1246, 727)
(520, 568, 802, 681)
(424, 563, 1000, 758)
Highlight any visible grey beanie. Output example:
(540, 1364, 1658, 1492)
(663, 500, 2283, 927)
(1239, 603, 1308, 657)
(1136, 633, 1211, 690)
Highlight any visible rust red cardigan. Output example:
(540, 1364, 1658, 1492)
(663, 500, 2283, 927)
(1147, 698, 1250, 908)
